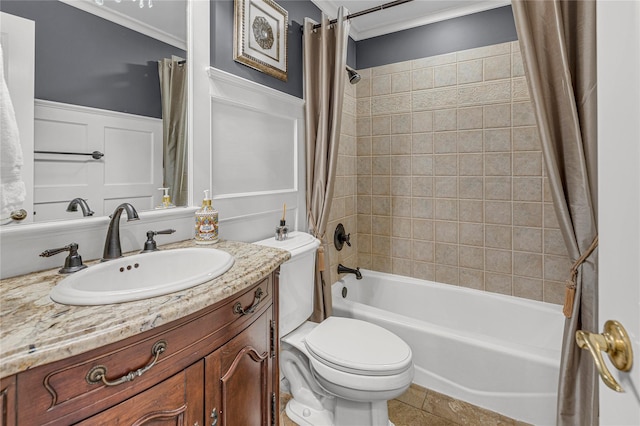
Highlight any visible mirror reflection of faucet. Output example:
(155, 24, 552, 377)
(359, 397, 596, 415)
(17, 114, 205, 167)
(337, 263, 362, 280)
(66, 198, 94, 217)
(102, 203, 139, 261)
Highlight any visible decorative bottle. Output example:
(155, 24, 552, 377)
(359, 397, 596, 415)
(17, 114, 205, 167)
(195, 190, 219, 244)
(275, 203, 288, 240)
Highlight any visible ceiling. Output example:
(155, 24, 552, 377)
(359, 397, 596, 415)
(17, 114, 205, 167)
(311, 0, 511, 40)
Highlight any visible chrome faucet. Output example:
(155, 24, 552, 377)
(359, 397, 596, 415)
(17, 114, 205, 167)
(337, 264, 362, 280)
(66, 198, 94, 217)
(102, 203, 139, 261)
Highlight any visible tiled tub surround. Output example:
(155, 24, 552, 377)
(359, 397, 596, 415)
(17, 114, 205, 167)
(354, 41, 571, 304)
(0, 240, 289, 378)
(326, 74, 359, 285)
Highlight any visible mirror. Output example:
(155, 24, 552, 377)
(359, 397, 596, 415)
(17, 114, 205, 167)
(0, 0, 187, 224)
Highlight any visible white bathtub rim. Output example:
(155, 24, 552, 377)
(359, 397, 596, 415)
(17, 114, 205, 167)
(332, 282, 561, 368)
(341, 268, 564, 314)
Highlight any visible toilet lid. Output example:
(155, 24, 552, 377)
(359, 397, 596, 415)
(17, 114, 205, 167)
(304, 317, 412, 376)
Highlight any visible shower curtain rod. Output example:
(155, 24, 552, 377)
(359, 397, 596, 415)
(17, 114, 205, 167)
(311, 0, 415, 30)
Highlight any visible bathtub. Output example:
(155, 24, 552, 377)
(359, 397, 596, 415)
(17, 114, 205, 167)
(332, 269, 564, 425)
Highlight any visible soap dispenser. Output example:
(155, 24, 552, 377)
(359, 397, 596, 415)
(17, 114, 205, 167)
(156, 187, 175, 209)
(195, 190, 219, 244)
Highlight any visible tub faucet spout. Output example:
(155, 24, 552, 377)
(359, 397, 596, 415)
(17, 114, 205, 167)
(337, 264, 362, 280)
(102, 203, 139, 261)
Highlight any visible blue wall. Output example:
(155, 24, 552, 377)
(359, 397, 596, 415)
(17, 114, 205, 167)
(0, 0, 184, 118)
(210, 0, 356, 99)
(213, 2, 516, 97)
(356, 6, 517, 69)
(2, 1, 517, 108)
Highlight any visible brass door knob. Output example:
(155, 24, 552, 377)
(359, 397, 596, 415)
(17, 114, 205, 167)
(576, 320, 633, 392)
(10, 209, 27, 221)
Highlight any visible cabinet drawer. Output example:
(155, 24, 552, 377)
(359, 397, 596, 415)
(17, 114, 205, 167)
(76, 361, 203, 426)
(17, 277, 272, 425)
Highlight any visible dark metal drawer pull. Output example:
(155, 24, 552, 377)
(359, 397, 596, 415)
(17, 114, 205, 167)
(233, 288, 264, 316)
(86, 340, 167, 387)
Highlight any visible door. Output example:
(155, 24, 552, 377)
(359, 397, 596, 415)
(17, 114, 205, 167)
(0, 12, 34, 224)
(204, 309, 275, 426)
(597, 0, 640, 424)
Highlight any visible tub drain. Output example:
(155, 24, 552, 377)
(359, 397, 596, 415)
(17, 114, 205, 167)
(341, 287, 348, 298)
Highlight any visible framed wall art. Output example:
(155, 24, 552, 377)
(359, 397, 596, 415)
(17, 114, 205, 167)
(234, 0, 288, 81)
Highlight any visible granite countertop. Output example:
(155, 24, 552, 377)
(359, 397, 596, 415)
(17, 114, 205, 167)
(0, 239, 290, 379)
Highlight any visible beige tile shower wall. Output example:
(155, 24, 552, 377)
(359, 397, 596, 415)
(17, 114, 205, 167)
(355, 41, 570, 304)
(327, 74, 359, 285)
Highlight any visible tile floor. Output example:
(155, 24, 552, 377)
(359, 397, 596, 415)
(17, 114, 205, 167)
(280, 383, 532, 426)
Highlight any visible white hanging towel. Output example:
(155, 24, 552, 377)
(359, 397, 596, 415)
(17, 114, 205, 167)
(0, 43, 26, 219)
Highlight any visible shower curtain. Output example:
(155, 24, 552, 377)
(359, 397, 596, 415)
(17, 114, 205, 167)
(511, 1, 598, 424)
(303, 8, 350, 322)
(158, 57, 188, 207)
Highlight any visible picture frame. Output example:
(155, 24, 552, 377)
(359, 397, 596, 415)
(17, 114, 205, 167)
(233, 0, 288, 81)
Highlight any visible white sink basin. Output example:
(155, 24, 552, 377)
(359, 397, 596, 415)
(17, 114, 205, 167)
(50, 248, 234, 305)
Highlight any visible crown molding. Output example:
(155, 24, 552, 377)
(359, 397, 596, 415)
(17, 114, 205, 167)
(311, 0, 511, 41)
(58, 0, 186, 49)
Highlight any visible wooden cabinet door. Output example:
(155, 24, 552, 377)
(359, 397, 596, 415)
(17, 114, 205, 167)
(76, 361, 204, 426)
(205, 309, 275, 426)
(0, 376, 16, 426)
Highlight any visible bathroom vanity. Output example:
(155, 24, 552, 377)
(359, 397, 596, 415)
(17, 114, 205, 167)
(0, 240, 289, 425)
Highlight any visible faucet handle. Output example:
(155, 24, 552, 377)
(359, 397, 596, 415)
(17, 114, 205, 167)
(141, 229, 176, 253)
(334, 223, 352, 250)
(40, 243, 88, 274)
(155, 229, 176, 235)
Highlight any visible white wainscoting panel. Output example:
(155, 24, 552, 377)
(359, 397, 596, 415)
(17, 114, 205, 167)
(207, 67, 306, 242)
(33, 100, 162, 222)
(0, 207, 197, 279)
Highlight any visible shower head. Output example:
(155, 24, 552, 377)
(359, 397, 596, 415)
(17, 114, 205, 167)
(346, 66, 361, 84)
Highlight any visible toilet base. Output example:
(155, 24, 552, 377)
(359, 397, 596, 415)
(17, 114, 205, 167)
(286, 397, 395, 426)
(286, 398, 334, 425)
(334, 398, 391, 426)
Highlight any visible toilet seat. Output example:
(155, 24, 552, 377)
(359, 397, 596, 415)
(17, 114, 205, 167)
(282, 318, 414, 398)
(304, 317, 413, 376)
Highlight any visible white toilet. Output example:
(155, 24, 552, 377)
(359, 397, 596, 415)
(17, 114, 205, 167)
(255, 231, 414, 426)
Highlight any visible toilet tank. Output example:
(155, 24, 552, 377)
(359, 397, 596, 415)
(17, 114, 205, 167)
(254, 232, 320, 336)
